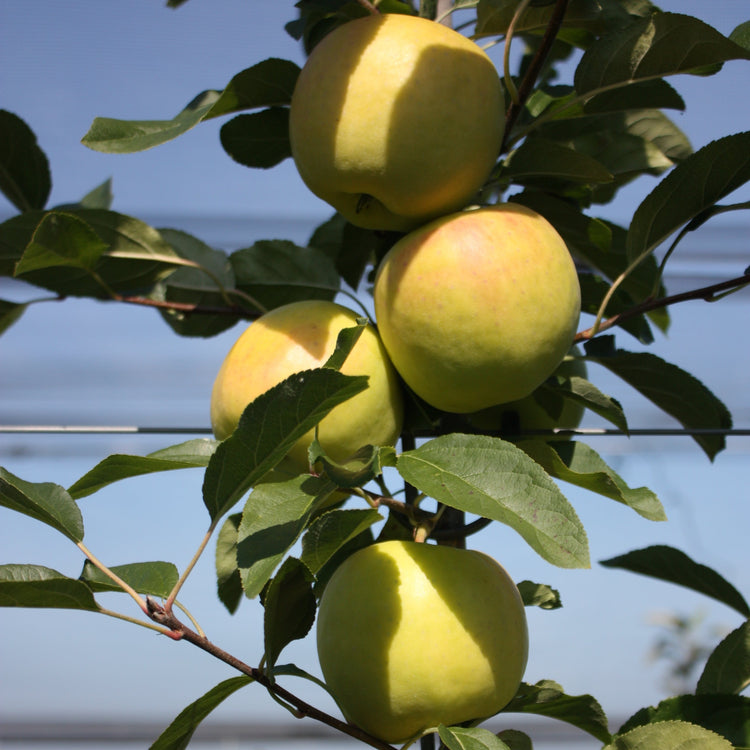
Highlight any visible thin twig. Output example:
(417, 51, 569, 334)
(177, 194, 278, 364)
(145, 599, 397, 750)
(575, 272, 750, 342)
(500, 0, 569, 154)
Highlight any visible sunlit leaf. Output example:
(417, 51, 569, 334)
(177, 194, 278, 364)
(600, 545, 750, 617)
(68, 439, 217, 499)
(516, 580, 562, 610)
(0, 564, 99, 610)
(603, 719, 733, 749)
(397, 434, 590, 569)
(0, 467, 84, 542)
(518, 440, 666, 521)
(438, 723, 511, 750)
(504, 680, 611, 743)
(237, 474, 334, 599)
(202, 368, 367, 523)
(620, 693, 750, 746)
(79, 560, 179, 598)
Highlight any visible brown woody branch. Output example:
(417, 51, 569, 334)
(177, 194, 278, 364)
(145, 598, 396, 750)
(575, 272, 750, 342)
(500, 0, 570, 154)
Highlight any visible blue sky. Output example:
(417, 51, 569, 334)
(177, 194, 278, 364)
(1, 1, 750, 742)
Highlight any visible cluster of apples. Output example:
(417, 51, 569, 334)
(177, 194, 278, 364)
(209, 12, 583, 745)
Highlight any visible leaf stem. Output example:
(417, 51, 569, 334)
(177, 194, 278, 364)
(165, 523, 216, 613)
(76, 541, 148, 615)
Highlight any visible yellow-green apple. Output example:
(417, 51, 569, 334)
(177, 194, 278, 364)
(316, 540, 528, 743)
(289, 13, 504, 232)
(210, 300, 403, 473)
(468, 348, 588, 435)
(373, 204, 581, 413)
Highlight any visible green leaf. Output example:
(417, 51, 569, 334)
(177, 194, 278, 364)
(600, 545, 750, 618)
(504, 680, 611, 743)
(237, 474, 334, 599)
(215, 513, 243, 614)
(205, 58, 300, 119)
(604, 719, 733, 749)
(0, 564, 99, 610)
(83, 90, 222, 154)
(438, 724, 511, 750)
(0, 109, 51, 212)
(516, 580, 563, 610)
(155, 228, 240, 338)
(584, 341, 733, 460)
(698, 620, 750, 695)
(0, 467, 84, 542)
(0, 298, 29, 336)
(79, 560, 179, 598)
(79, 178, 114, 209)
(575, 12, 750, 96)
(15, 211, 108, 275)
(149, 676, 253, 750)
(503, 138, 613, 185)
(397, 434, 590, 569)
(300, 508, 383, 574)
(730, 20, 750, 50)
(626, 131, 750, 262)
(262, 557, 316, 669)
(619, 693, 750, 746)
(495, 729, 533, 750)
(518, 440, 666, 521)
(68, 439, 217, 499)
(202, 368, 368, 523)
(10, 209, 180, 298)
(220, 108, 291, 169)
(230, 239, 340, 311)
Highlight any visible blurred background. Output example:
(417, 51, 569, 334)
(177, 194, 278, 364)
(1, 2, 749, 748)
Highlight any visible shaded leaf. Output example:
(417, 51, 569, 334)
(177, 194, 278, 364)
(619, 693, 750, 746)
(575, 13, 750, 96)
(237, 475, 334, 599)
(68, 439, 217, 499)
(495, 729, 533, 750)
(503, 138, 613, 185)
(155, 228, 240, 338)
(80, 560, 178, 598)
(584, 340, 733, 460)
(300, 508, 383, 574)
(438, 724, 511, 750)
(215, 513, 243, 614)
(626, 131, 750, 262)
(517, 580, 562, 610)
(0, 466, 84, 542)
(0, 564, 99, 610)
(604, 719, 733, 749)
(262, 557, 316, 669)
(504, 680, 611, 743)
(15, 211, 108, 275)
(397, 434, 590, 569)
(220, 108, 291, 169)
(230, 239, 339, 311)
(518, 440, 666, 521)
(0, 298, 29, 336)
(600, 545, 750, 618)
(0, 110, 51, 212)
(698, 620, 750, 695)
(202, 368, 367, 523)
(149, 676, 252, 750)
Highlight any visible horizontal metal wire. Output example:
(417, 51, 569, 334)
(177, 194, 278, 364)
(1, 425, 749, 437)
